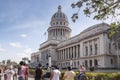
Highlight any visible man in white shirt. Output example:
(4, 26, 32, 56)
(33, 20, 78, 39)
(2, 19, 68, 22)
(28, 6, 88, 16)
(5, 66, 15, 80)
(50, 66, 61, 80)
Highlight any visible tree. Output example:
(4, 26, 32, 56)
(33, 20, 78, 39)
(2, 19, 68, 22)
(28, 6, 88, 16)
(6, 59, 11, 65)
(71, 0, 120, 69)
(71, 0, 120, 40)
(2, 60, 5, 65)
(71, 0, 120, 22)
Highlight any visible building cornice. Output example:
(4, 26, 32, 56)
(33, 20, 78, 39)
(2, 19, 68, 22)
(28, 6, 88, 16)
(57, 23, 109, 48)
(39, 40, 60, 50)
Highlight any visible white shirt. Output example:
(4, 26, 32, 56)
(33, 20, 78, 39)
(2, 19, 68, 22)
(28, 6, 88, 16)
(52, 69, 61, 80)
(79, 66, 85, 74)
(5, 69, 14, 80)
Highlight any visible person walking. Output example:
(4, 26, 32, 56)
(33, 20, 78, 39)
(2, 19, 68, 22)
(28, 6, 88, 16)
(34, 64, 43, 80)
(18, 61, 26, 80)
(62, 66, 76, 80)
(13, 66, 18, 80)
(0, 67, 3, 80)
(23, 62, 29, 80)
(78, 65, 86, 80)
(4, 66, 15, 80)
(50, 66, 61, 80)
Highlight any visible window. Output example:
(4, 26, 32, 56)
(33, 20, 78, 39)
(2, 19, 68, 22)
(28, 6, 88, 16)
(85, 46, 88, 56)
(89, 60, 92, 67)
(60, 22, 62, 25)
(64, 22, 65, 25)
(95, 44, 98, 55)
(94, 59, 98, 66)
(56, 22, 58, 25)
(77, 61, 79, 66)
(111, 59, 113, 64)
(53, 22, 55, 25)
(109, 43, 111, 54)
(85, 60, 88, 67)
(90, 45, 92, 55)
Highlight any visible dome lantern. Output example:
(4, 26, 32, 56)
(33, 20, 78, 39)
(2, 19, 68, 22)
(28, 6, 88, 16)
(58, 5, 61, 12)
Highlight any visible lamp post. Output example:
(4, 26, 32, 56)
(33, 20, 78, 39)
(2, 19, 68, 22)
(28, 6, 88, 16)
(48, 50, 51, 71)
(48, 53, 51, 68)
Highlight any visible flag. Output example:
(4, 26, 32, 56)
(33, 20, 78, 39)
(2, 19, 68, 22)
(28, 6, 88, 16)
(44, 32, 46, 35)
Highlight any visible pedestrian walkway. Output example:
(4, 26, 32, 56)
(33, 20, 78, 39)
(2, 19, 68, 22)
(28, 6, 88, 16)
(1, 76, 34, 80)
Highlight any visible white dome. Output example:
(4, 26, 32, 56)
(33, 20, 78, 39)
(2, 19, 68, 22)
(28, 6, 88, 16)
(50, 5, 69, 27)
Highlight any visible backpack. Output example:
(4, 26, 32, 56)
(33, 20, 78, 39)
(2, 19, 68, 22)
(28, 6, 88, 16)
(35, 68, 42, 79)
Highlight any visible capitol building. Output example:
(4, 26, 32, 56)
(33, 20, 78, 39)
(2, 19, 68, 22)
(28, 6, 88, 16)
(31, 5, 120, 69)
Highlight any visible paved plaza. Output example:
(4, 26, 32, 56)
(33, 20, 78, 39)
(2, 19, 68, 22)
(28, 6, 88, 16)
(1, 76, 34, 80)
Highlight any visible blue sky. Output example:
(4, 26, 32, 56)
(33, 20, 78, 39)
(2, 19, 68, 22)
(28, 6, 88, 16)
(0, 0, 110, 63)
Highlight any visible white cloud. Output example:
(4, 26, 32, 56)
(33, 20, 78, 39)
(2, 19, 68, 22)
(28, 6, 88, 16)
(0, 47, 6, 52)
(20, 34, 27, 38)
(6, 20, 47, 32)
(16, 48, 33, 61)
(9, 42, 23, 48)
(0, 44, 6, 52)
(24, 48, 33, 54)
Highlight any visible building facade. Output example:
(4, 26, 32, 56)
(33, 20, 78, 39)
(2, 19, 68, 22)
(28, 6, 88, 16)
(31, 5, 120, 69)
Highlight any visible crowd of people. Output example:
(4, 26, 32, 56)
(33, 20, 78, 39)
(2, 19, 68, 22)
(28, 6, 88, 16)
(0, 61, 29, 80)
(0, 61, 86, 80)
(34, 64, 86, 80)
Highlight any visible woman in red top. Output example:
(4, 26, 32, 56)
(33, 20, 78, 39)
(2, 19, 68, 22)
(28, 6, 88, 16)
(23, 63, 29, 80)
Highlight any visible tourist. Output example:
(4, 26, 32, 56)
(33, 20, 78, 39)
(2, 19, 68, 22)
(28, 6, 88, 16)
(0, 67, 3, 80)
(78, 65, 86, 80)
(23, 62, 29, 80)
(62, 66, 76, 80)
(4, 66, 7, 80)
(4, 66, 15, 80)
(34, 64, 43, 80)
(50, 66, 61, 80)
(13, 66, 18, 80)
(18, 61, 26, 80)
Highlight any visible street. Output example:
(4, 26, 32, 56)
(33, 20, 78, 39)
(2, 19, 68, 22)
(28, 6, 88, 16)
(28, 77, 34, 80)
(1, 76, 34, 80)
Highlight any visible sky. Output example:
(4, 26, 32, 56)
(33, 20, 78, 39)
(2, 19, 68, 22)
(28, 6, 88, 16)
(0, 0, 110, 63)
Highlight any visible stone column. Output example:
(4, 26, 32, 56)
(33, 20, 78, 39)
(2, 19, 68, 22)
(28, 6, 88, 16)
(63, 49, 65, 60)
(72, 46, 75, 59)
(70, 47, 72, 59)
(76, 45, 78, 59)
(65, 49, 66, 60)
(68, 48, 69, 59)
(88, 42, 90, 56)
(92, 40, 95, 55)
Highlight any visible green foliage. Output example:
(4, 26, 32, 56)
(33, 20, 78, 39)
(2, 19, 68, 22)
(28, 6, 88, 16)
(71, 0, 120, 22)
(107, 23, 120, 41)
(111, 73, 120, 78)
(29, 70, 120, 80)
(89, 67, 94, 71)
(29, 68, 35, 75)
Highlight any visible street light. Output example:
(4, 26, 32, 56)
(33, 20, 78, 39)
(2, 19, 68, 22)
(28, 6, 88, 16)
(48, 50, 51, 71)
(48, 53, 51, 68)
